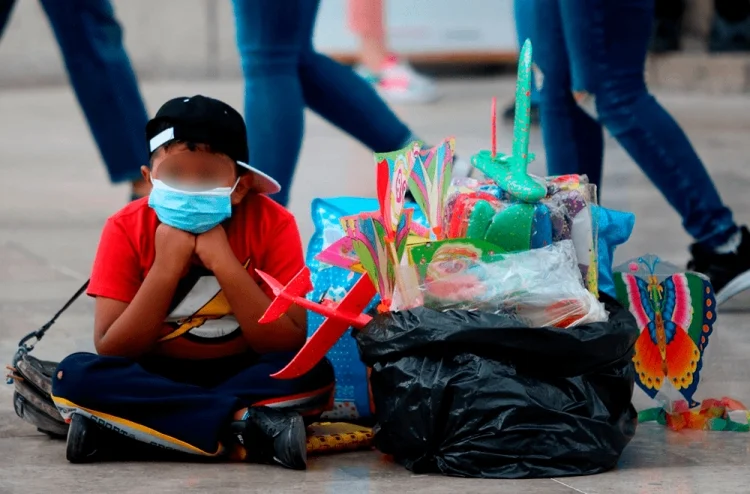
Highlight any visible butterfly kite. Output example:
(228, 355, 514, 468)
(614, 256, 716, 408)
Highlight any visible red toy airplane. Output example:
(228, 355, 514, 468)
(256, 267, 377, 379)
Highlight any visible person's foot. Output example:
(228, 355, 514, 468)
(239, 406, 307, 470)
(709, 14, 750, 52)
(355, 55, 439, 104)
(502, 101, 541, 125)
(688, 226, 750, 306)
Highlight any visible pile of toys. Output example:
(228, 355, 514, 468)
(257, 39, 749, 438)
(310, 42, 606, 331)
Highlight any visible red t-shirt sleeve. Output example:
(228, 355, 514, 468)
(87, 217, 142, 303)
(259, 215, 305, 298)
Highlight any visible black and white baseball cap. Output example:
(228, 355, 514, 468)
(146, 95, 281, 195)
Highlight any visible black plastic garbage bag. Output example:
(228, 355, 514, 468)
(353, 296, 639, 479)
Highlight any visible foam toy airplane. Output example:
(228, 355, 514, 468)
(256, 267, 377, 379)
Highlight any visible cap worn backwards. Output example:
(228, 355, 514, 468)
(145, 95, 281, 195)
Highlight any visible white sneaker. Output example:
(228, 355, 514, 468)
(355, 55, 439, 104)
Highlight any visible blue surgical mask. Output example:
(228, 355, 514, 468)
(148, 178, 239, 234)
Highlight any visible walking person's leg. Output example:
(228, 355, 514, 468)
(298, 1, 479, 176)
(299, 0, 414, 152)
(39, 0, 150, 198)
(232, 0, 440, 206)
(555, 0, 750, 302)
(231, 0, 313, 207)
(349, 0, 388, 75)
(530, 0, 605, 189)
(298, 0, 417, 155)
(299, 41, 473, 176)
(348, 0, 438, 104)
(504, 0, 541, 123)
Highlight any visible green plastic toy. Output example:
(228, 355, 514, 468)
(465, 200, 495, 240)
(471, 39, 547, 203)
(483, 203, 536, 252)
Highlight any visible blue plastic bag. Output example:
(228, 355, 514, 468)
(307, 197, 427, 419)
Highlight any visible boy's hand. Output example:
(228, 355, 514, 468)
(195, 225, 235, 271)
(154, 223, 195, 272)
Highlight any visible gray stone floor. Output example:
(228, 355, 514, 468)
(2, 77, 750, 492)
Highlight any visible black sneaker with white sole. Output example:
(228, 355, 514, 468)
(688, 226, 750, 306)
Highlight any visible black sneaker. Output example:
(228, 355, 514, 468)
(66, 414, 103, 463)
(238, 407, 307, 470)
(65, 413, 170, 463)
(688, 226, 750, 306)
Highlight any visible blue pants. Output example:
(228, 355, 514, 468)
(530, 0, 738, 248)
(514, 0, 540, 106)
(231, 0, 413, 206)
(0, 0, 148, 184)
(51, 352, 335, 456)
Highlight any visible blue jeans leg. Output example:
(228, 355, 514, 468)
(299, 51, 412, 153)
(231, 0, 311, 207)
(531, 0, 604, 188)
(536, 0, 737, 247)
(39, 0, 149, 184)
(514, 0, 540, 105)
(232, 0, 413, 207)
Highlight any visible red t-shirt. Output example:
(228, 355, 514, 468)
(88, 194, 305, 360)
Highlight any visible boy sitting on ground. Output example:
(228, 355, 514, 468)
(51, 95, 334, 470)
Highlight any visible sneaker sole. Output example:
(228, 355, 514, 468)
(716, 269, 750, 306)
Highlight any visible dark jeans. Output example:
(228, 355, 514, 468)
(231, 0, 413, 206)
(52, 352, 335, 456)
(0, 0, 148, 183)
(531, 0, 738, 248)
(514, 0, 540, 105)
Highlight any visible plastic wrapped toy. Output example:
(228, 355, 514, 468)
(397, 240, 607, 328)
(614, 255, 750, 432)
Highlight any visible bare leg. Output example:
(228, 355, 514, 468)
(349, 0, 388, 71)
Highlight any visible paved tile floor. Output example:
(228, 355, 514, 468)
(1, 78, 750, 492)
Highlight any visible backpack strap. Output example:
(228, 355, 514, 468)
(8, 280, 90, 377)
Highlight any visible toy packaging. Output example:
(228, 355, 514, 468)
(615, 256, 750, 432)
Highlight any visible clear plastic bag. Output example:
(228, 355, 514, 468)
(442, 174, 600, 296)
(543, 178, 600, 295)
(395, 240, 608, 328)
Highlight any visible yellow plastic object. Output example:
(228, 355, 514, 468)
(306, 422, 374, 455)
